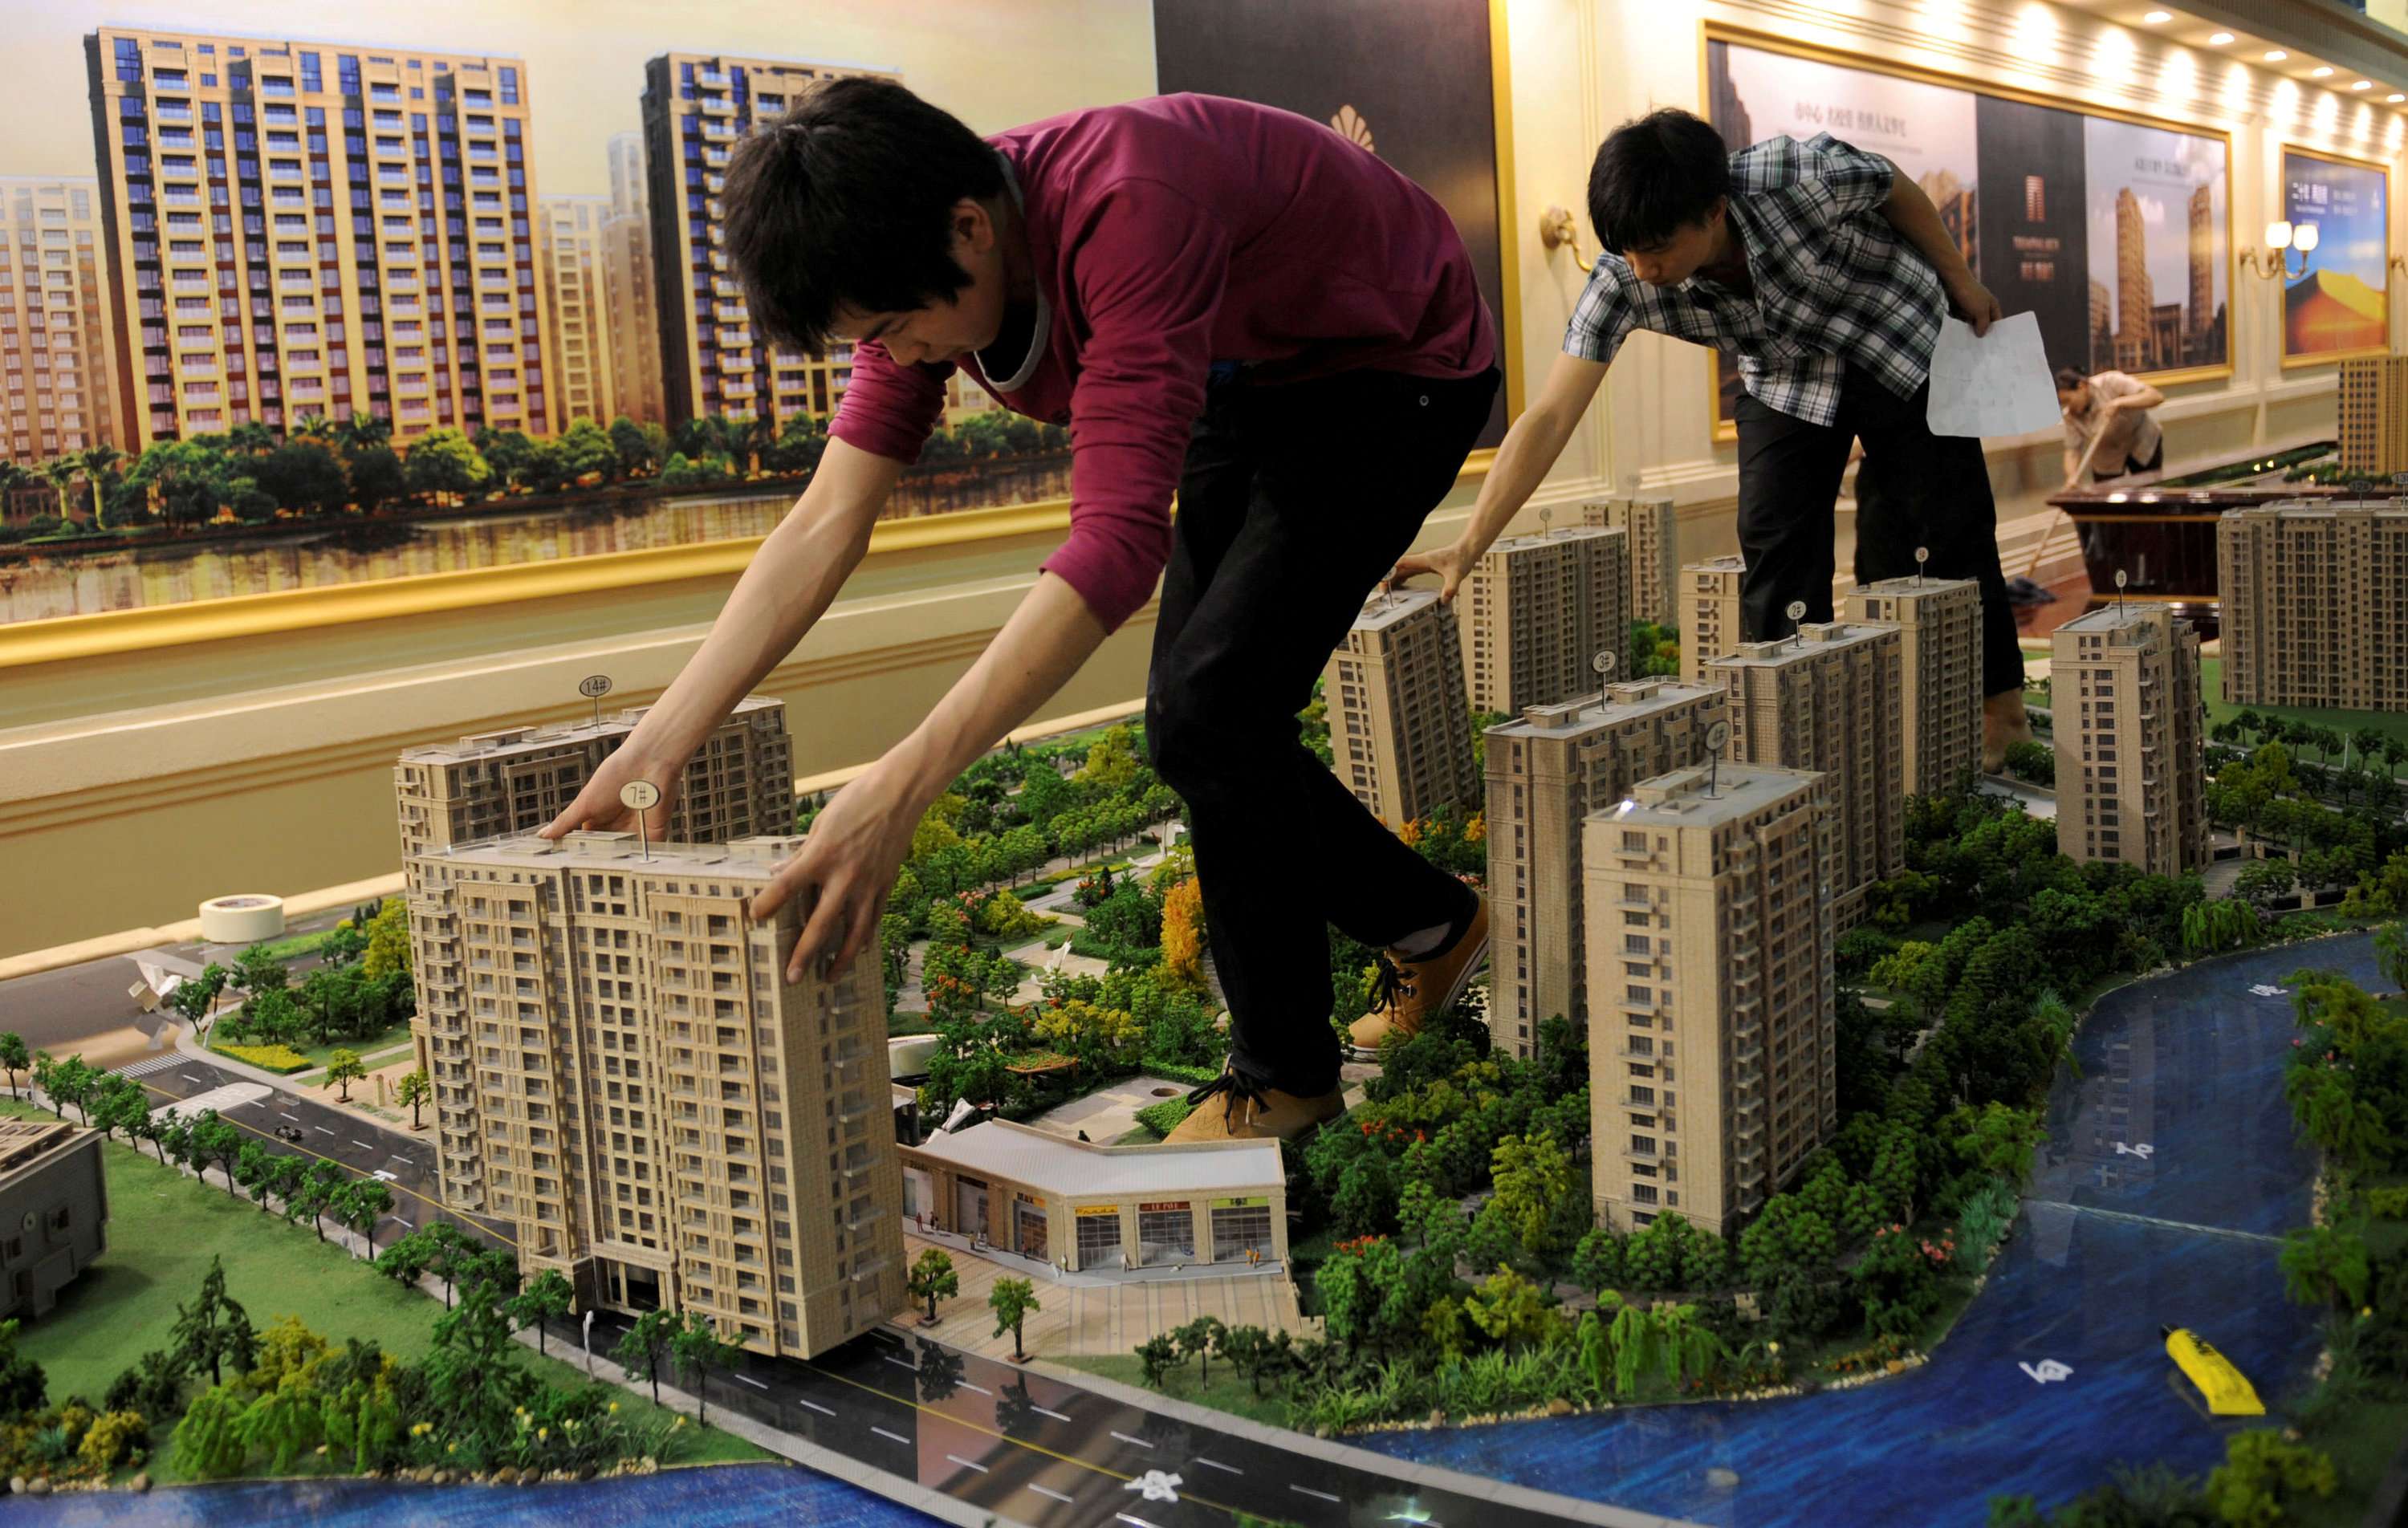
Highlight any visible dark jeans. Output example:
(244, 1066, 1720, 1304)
(1145, 364, 1499, 1098)
(2093, 437, 2165, 482)
(1734, 366, 2026, 697)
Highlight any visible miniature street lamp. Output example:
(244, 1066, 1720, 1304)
(578, 673, 612, 727)
(620, 779, 661, 862)
(1539, 506, 1553, 535)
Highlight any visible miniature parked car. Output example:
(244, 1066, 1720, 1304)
(274, 1124, 305, 1144)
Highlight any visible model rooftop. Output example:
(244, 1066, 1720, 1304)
(1349, 586, 1448, 634)
(0, 1120, 88, 1184)
(1707, 620, 1899, 666)
(1604, 762, 1821, 826)
(1489, 679, 1721, 736)
(400, 695, 783, 763)
(425, 829, 805, 872)
(2222, 498, 2408, 518)
(1487, 525, 1619, 552)
(908, 1119, 1283, 1197)
(2056, 603, 2174, 641)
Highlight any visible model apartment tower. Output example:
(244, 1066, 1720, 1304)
(2052, 603, 2209, 876)
(1326, 587, 1479, 828)
(1681, 555, 1748, 681)
(395, 696, 792, 1091)
(405, 831, 907, 1358)
(1704, 622, 1905, 931)
(1458, 524, 1627, 713)
(1845, 575, 1983, 796)
(1483, 681, 1724, 1059)
(2218, 498, 2408, 713)
(2337, 355, 2408, 480)
(1583, 494, 1679, 627)
(1584, 763, 1837, 1238)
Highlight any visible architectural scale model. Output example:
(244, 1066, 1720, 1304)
(2050, 603, 2209, 876)
(1458, 522, 1628, 713)
(1481, 680, 1725, 1059)
(404, 829, 908, 1359)
(2216, 496, 2408, 713)
(1581, 493, 1680, 627)
(1703, 622, 1906, 931)
(1845, 575, 1983, 796)
(1583, 762, 1838, 1238)
(2336, 353, 2408, 480)
(1324, 587, 1479, 827)
(0, 177, 120, 468)
(0, 1120, 107, 1321)
(1680, 554, 1749, 681)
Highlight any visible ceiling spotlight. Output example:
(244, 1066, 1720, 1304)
(2354, 79, 2373, 90)
(2264, 50, 2288, 62)
(2312, 66, 2335, 78)
(2207, 31, 2233, 44)
(2390, 92, 2405, 103)
(2142, 9, 2171, 21)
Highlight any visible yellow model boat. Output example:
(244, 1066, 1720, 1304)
(2163, 1326, 2265, 1416)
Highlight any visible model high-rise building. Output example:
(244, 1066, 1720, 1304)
(1705, 621, 1905, 931)
(1459, 525, 1626, 713)
(1584, 762, 1837, 1238)
(405, 830, 907, 1358)
(394, 695, 793, 1091)
(2337, 355, 2408, 480)
(1583, 494, 1679, 626)
(85, 29, 551, 446)
(600, 132, 665, 425)
(1483, 680, 1724, 1059)
(641, 55, 899, 429)
(1326, 587, 1478, 828)
(1681, 555, 1747, 681)
(538, 197, 615, 433)
(2052, 603, 2208, 875)
(0, 177, 125, 466)
(2218, 498, 2408, 712)
(2186, 182, 2214, 353)
(1845, 575, 1982, 796)
(2114, 188, 2153, 372)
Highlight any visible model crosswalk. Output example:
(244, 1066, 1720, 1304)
(112, 1053, 185, 1079)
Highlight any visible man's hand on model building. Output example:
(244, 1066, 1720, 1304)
(537, 746, 685, 842)
(1387, 541, 1474, 603)
(1946, 271, 2003, 337)
(750, 756, 919, 984)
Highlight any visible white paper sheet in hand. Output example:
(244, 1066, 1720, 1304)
(1925, 311, 2060, 438)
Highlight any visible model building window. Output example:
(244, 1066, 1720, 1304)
(1075, 1211, 1121, 1267)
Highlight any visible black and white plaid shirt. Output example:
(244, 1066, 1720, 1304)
(1562, 132, 1944, 426)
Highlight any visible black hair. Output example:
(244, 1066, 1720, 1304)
(1588, 108, 1732, 254)
(2053, 366, 2090, 392)
(719, 76, 1006, 354)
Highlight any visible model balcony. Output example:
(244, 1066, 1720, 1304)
(718, 327, 753, 349)
(700, 95, 734, 116)
(701, 120, 736, 143)
(154, 103, 193, 124)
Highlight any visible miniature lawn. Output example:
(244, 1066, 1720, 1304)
(1054, 1354, 1295, 1429)
(2196, 660, 2408, 763)
(210, 1021, 414, 1075)
(0, 1098, 767, 1482)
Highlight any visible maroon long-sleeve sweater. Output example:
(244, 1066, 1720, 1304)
(827, 93, 1496, 632)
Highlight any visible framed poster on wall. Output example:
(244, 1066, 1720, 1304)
(1702, 27, 2230, 440)
(2279, 145, 2392, 366)
(1152, 0, 1520, 448)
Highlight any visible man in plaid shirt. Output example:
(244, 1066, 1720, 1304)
(1395, 108, 2034, 769)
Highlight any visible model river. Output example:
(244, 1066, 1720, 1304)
(1361, 934, 2371, 1525)
(8, 937, 2358, 1526)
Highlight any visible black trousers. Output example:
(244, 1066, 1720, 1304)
(1734, 366, 2026, 697)
(1145, 364, 1499, 1098)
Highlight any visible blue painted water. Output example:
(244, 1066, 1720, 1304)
(1358, 937, 2377, 1526)
(0, 1462, 938, 1526)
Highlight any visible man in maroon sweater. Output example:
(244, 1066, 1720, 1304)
(543, 80, 1499, 1143)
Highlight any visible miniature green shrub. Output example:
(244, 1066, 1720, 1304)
(2001, 741, 2055, 786)
(1133, 1099, 1193, 1139)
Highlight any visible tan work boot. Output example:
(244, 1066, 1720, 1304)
(1162, 1067, 1344, 1144)
(1347, 892, 1491, 1057)
(1982, 689, 2035, 774)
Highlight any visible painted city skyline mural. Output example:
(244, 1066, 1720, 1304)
(1705, 37, 2230, 427)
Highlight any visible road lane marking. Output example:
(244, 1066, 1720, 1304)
(1118, 1515, 1168, 1528)
(1109, 1431, 1153, 1449)
(871, 1426, 912, 1445)
(351, 1140, 376, 1150)
(945, 1454, 990, 1473)
(884, 1356, 917, 1372)
(1291, 1485, 1343, 1503)
(797, 1398, 836, 1416)
(1028, 1485, 1075, 1504)
(956, 1380, 990, 1396)
(181, 1073, 206, 1084)
(393, 1217, 413, 1229)
(737, 1374, 769, 1390)
(314, 1127, 336, 1136)
(1194, 1457, 1243, 1475)
(1033, 1405, 1073, 1422)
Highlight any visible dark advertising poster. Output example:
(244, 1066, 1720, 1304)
(1153, 0, 1509, 448)
(1975, 96, 2090, 377)
(2281, 148, 2390, 362)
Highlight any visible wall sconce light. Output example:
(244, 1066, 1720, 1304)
(1539, 205, 1596, 273)
(2240, 219, 2317, 280)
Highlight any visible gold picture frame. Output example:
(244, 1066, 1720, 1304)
(1702, 21, 2236, 443)
(2275, 142, 2394, 370)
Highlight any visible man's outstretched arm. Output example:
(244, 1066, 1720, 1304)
(1878, 163, 2002, 335)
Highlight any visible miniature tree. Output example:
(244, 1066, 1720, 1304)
(191, 1110, 244, 1197)
(1218, 1324, 1275, 1396)
(908, 1246, 959, 1325)
(0, 1319, 47, 1420)
(0, 1033, 25, 1098)
(672, 1310, 742, 1425)
(506, 1270, 576, 1356)
(234, 1140, 277, 1213)
(613, 1308, 677, 1404)
(1160, 876, 1207, 991)
(230, 943, 289, 1000)
(1133, 1333, 1181, 1388)
(167, 962, 231, 1044)
(395, 1067, 432, 1129)
(323, 1048, 368, 1103)
(1173, 1315, 1226, 1384)
(422, 1222, 486, 1310)
(986, 1277, 1039, 1363)
(265, 1154, 307, 1213)
(336, 1178, 394, 1258)
(374, 1227, 437, 1292)
(1488, 1132, 1578, 1258)
(292, 1160, 345, 1242)
(170, 1256, 257, 1387)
